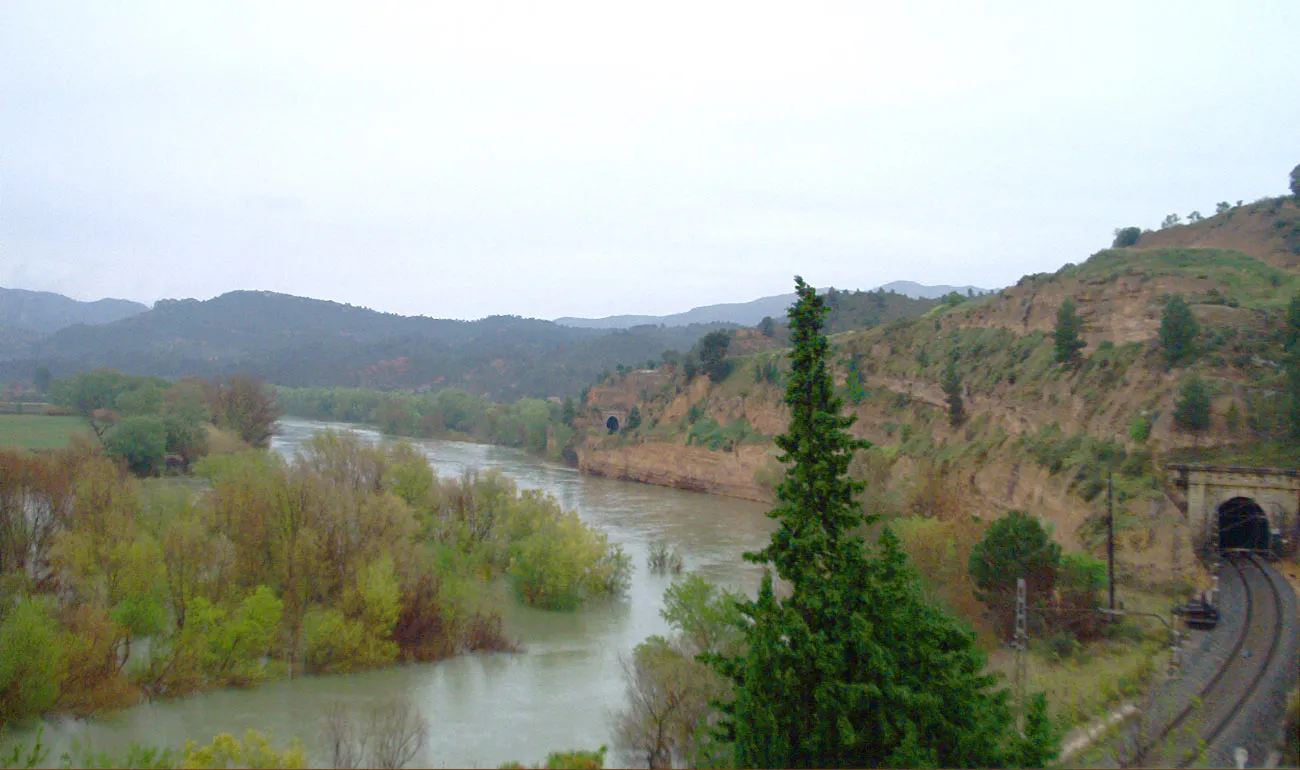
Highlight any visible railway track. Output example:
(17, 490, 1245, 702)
(1132, 552, 1286, 767)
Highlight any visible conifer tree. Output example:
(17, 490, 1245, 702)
(707, 277, 1049, 768)
(1053, 298, 1086, 365)
(1174, 375, 1211, 434)
(943, 359, 966, 428)
(1159, 295, 1199, 368)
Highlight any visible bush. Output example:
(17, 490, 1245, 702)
(647, 541, 683, 574)
(1045, 632, 1080, 662)
(1128, 415, 1151, 444)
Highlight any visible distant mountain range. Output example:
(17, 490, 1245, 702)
(0, 289, 738, 399)
(0, 280, 962, 397)
(0, 287, 147, 334)
(555, 281, 989, 329)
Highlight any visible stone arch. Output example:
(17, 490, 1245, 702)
(606, 415, 619, 434)
(1218, 496, 1270, 552)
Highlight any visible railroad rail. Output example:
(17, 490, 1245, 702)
(1131, 552, 1286, 767)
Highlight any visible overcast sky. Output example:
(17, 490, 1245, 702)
(2, 2, 1297, 321)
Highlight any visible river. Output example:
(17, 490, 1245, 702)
(7, 418, 776, 768)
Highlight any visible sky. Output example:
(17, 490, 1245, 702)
(2, 2, 1298, 321)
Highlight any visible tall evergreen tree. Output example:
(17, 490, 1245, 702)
(1173, 375, 1211, 435)
(943, 359, 966, 428)
(1159, 295, 1199, 368)
(1052, 298, 1086, 365)
(707, 277, 1047, 768)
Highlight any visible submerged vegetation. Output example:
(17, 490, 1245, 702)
(0, 429, 628, 730)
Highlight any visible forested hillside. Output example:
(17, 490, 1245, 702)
(0, 290, 738, 399)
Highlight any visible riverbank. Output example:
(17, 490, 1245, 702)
(0, 419, 777, 768)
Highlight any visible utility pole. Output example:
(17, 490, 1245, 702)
(1107, 471, 1116, 612)
(1013, 577, 1028, 734)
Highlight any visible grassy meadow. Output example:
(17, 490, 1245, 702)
(0, 414, 91, 450)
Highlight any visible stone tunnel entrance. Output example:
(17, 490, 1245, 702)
(606, 415, 619, 434)
(1170, 464, 1299, 557)
(1218, 496, 1270, 552)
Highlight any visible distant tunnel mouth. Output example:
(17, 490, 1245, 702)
(1218, 496, 1269, 552)
(606, 415, 619, 434)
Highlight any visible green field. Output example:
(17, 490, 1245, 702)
(0, 414, 92, 450)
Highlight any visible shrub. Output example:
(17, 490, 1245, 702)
(647, 540, 684, 574)
(1128, 415, 1151, 443)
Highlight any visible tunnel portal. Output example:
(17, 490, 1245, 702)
(1218, 496, 1270, 552)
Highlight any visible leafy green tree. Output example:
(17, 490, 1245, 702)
(33, 366, 51, 395)
(1056, 552, 1107, 639)
(0, 597, 65, 725)
(105, 416, 168, 476)
(208, 374, 281, 448)
(707, 277, 1030, 768)
(1112, 226, 1141, 247)
(162, 382, 210, 467)
(48, 368, 133, 439)
(757, 316, 775, 338)
(1174, 375, 1211, 435)
(1187, 210, 1204, 223)
(1159, 294, 1200, 368)
(942, 359, 966, 428)
(1215, 201, 1232, 215)
(1053, 298, 1087, 365)
(660, 573, 745, 658)
(208, 586, 284, 683)
(1291, 163, 1300, 200)
(968, 510, 1061, 639)
(695, 331, 731, 383)
(1160, 213, 1182, 229)
(114, 383, 165, 418)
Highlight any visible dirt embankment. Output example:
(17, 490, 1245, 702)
(578, 440, 773, 502)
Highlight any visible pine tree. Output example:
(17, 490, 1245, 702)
(1053, 298, 1086, 365)
(707, 276, 1042, 768)
(1159, 295, 1200, 368)
(943, 359, 966, 428)
(1174, 376, 1211, 434)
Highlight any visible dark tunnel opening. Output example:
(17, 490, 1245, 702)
(1218, 496, 1270, 552)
